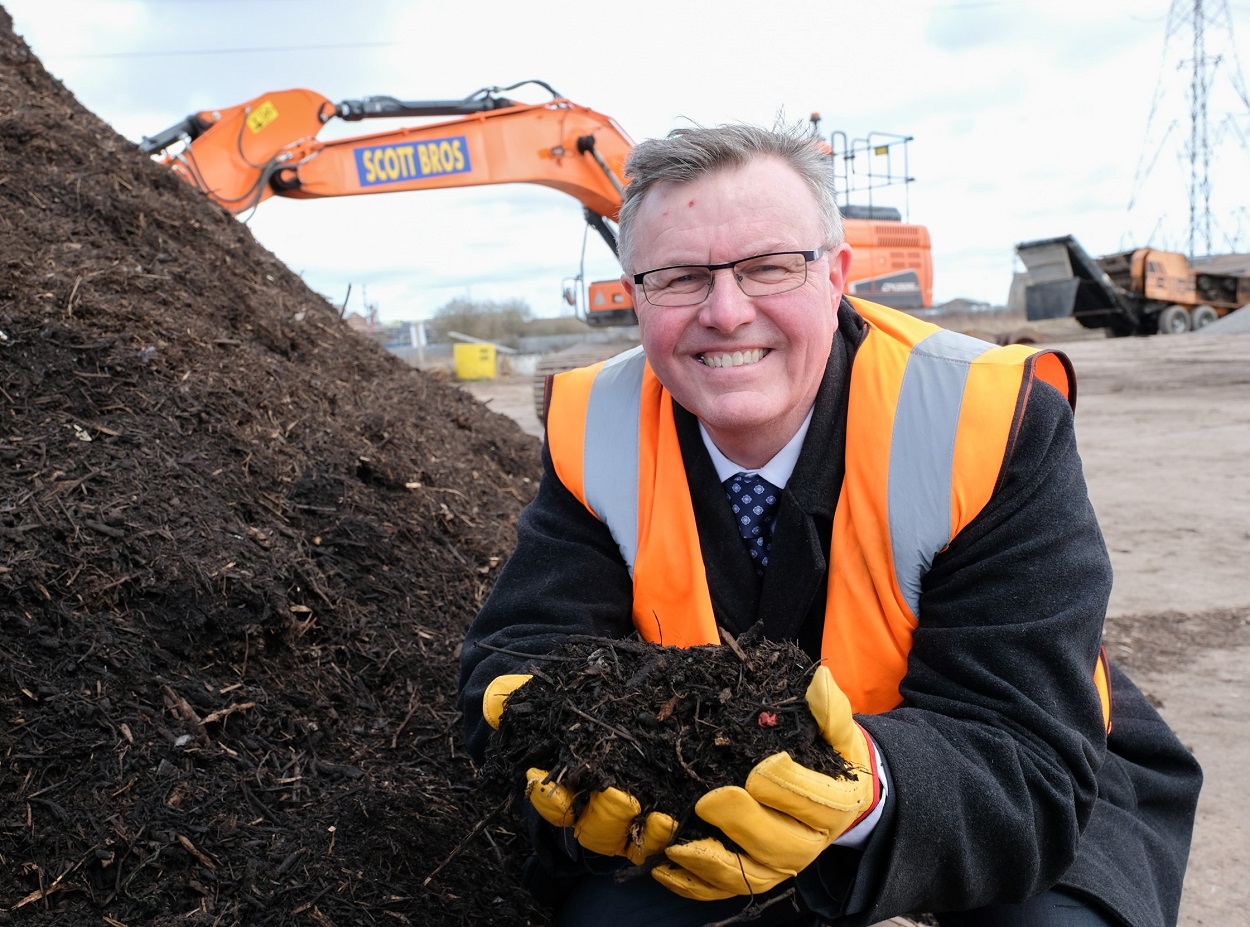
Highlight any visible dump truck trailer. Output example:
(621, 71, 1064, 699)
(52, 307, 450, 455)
(1015, 235, 1250, 336)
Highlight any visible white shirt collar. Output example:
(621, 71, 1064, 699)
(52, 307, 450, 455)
(699, 406, 814, 488)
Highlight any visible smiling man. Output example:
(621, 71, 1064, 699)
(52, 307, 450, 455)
(457, 125, 1200, 927)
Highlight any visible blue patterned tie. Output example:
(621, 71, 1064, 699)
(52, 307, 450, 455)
(724, 472, 782, 575)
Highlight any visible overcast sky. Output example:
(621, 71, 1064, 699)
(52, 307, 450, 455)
(5, 0, 1249, 323)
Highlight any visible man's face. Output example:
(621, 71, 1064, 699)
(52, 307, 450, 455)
(622, 157, 852, 466)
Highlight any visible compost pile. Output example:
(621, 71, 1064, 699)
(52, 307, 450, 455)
(0, 11, 552, 924)
(485, 634, 852, 838)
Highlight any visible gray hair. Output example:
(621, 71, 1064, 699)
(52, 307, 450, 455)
(616, 122, 844, 274)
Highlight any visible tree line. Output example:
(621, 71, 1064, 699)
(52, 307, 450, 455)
(424, 296, 591, 344)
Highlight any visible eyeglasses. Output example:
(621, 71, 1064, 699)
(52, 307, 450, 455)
(632, 248, 826, 307)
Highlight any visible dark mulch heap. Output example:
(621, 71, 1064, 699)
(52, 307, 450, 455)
(484, 634, 852, 837)
(0, 10, 552, 924)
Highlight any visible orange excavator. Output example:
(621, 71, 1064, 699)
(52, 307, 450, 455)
(141, 81, 934, 331)
(141, 80, 639, 325)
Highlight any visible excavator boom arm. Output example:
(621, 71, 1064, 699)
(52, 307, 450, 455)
(271, 101, 629, 226)
(142, 85, 631, 235)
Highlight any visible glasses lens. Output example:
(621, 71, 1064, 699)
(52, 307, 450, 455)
(639, 250, 819, 307)
(736, 252, 808, 296)
(643, 266, 713, 306)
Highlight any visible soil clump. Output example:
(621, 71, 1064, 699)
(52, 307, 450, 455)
(1, 10, 550, 924)
(485, 635, 853, 832)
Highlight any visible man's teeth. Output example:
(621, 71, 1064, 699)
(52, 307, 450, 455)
(701, 348, 767, 368)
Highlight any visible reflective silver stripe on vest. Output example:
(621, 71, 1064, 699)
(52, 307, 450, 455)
(582, 346, 647, 575)
(889, 329, 997, 616)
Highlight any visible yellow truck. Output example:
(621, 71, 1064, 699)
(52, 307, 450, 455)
(1016, 235, 1250, 335)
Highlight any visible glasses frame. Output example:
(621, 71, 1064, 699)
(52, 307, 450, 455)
(632, 247, 827, 307)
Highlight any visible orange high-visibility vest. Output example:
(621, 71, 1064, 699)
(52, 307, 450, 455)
(546, 298, 1111, 728)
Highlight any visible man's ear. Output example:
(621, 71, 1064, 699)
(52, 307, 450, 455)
(621, 273, 636, 304)
(827, 243, 853, 297)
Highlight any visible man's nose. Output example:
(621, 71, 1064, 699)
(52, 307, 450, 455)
(698, 268, 754, 330)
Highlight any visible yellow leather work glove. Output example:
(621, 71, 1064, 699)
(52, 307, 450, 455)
(482, 673, 533, 730)
(482, 674, 677, 865)
(526, 769, 678, 864)
(653, 665, 881, 901)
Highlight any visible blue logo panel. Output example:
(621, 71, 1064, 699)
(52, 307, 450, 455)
(355, 136, 471, 187)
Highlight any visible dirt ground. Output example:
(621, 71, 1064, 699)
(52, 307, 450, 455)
(2, 15, 546, 924)
(464, 325, 1250, 927)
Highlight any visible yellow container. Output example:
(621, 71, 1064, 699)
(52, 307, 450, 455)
(454, 343, 497, 380)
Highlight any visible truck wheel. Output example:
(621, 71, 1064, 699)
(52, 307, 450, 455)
(1190, 305, 1219, 330)
(1156, 304, 1192, 334)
